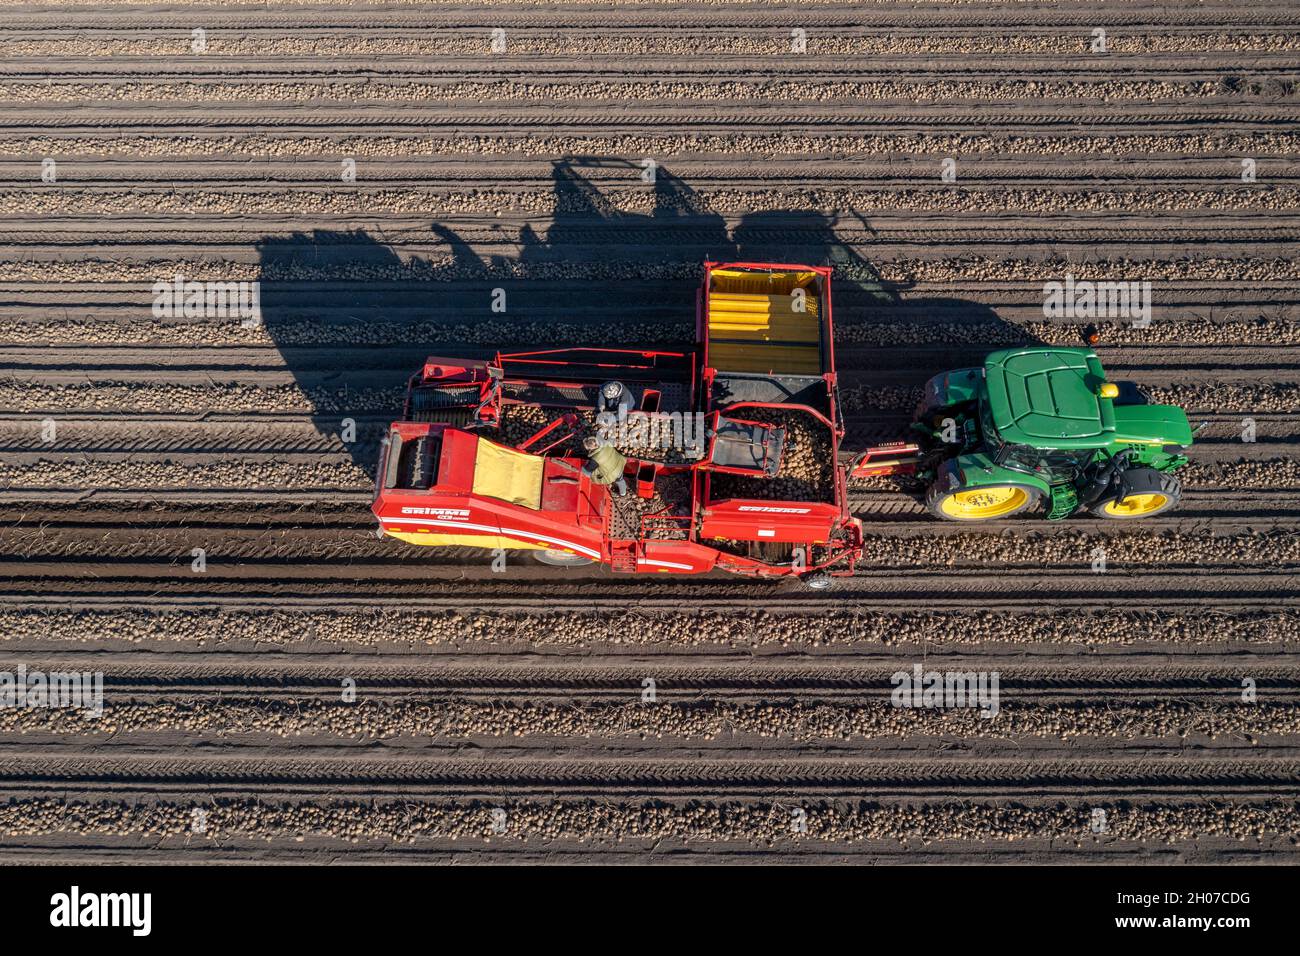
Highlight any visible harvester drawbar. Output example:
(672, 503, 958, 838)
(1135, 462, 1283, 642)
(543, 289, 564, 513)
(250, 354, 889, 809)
(372, 263, 1196, 585)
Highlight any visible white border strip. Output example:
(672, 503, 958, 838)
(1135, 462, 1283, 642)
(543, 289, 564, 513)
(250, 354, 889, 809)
(637, 557, 695, 571)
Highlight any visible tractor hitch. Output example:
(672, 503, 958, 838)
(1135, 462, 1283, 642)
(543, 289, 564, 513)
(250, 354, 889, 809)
(849, 442, 926, 479)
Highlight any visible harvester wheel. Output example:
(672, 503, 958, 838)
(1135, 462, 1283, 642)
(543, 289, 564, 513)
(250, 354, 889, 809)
(1090, 469, 1181, 519)
(532, 548, 596, 567)
(927, 482, 1042, 521)
(800, 571, 832, 590)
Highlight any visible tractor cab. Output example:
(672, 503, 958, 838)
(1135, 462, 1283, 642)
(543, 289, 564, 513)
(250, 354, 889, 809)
(976, 348, 1121, 484)
(912, 347, 1195, 521)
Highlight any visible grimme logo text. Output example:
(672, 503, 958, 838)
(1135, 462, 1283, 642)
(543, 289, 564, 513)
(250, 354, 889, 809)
(891, 664, 1000, 718)
(1042, 273, 1151, 325)
(152, 273, 261, 326)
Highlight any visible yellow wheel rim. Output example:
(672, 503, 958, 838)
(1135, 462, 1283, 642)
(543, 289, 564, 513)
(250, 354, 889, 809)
(940, 486, 1030, 519)
(1103, 492, 1168, 516)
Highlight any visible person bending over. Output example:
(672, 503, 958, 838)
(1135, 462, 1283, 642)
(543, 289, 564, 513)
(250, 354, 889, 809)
(582, 435, 629, 496)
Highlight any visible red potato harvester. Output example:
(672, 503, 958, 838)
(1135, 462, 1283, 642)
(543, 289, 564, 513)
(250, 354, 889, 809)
(372, 262, 865, 586)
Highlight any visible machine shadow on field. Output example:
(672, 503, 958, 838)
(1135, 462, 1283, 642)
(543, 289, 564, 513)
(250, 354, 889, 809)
(255, 158, 1034, 475)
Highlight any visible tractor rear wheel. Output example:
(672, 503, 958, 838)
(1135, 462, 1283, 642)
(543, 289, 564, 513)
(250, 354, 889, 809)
(532, 548, 596, 567)
(1090, 469, 1181, 519)
(927, 482, 1042, 521)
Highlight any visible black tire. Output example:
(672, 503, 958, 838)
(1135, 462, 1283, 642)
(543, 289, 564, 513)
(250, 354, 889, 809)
(532, 548, 596, 567)
(1089, 468, 1181, 519)
(926, 481, 1043, 521)
(800, 571, 832, 590)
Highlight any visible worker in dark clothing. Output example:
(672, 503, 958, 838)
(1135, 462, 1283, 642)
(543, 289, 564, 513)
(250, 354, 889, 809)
(582, 435, 629, 496)
(598, 381, 634, 419)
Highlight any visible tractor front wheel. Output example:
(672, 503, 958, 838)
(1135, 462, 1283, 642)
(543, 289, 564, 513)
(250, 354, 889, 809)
(1090, 469, 1181, 519)
(927, 482, 1042, 521)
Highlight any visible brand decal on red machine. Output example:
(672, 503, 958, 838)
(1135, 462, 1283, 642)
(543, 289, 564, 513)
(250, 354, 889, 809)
(737, 505, 811, 514)
(400, 506, 471, 520)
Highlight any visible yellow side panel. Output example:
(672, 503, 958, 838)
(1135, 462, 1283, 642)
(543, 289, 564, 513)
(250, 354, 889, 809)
(707, 342, 821, 375)
(707, 288, 823, 374)
(710, 269, 818, 296)
(709, 293, 819, 316)
(709, 315, 820, 343)
(472, 439, 544, 510)
(384, 529, 545, 550)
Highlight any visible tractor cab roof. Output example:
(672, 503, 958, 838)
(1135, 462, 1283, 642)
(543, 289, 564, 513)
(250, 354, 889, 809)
(982, 347, 1114, 450)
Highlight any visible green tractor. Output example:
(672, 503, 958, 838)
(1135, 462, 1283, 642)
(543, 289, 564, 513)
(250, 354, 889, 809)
(856, 347, 1197, 521)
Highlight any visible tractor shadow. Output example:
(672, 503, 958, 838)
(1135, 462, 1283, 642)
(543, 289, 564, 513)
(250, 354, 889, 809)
(255, 158, 1043, 479)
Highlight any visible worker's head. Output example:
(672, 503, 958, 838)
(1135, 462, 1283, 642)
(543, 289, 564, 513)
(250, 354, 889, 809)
(582, 436, 600, 453)
(601, 381, 623, 400)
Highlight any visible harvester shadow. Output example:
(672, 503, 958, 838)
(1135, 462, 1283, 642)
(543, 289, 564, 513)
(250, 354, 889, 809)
(256, 159, 1040, 488)
(255, 229, 455, 475)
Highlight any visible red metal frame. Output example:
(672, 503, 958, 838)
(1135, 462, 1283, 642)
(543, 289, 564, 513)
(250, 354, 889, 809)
(703, 411, 782, 477)
(850, 442, 924, 479)
(518, 412, 579, 453)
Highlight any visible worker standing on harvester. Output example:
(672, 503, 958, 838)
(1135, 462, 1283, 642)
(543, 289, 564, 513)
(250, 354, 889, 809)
(582, 435, 629, 496)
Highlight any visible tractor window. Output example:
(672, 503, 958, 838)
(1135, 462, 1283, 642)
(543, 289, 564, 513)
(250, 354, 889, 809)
(1043, 449, 1092, 480)
(997, 444, 1049, 476)
(997, 445, 1089, 480)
